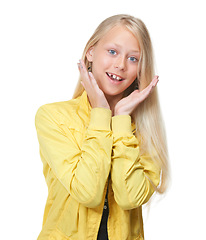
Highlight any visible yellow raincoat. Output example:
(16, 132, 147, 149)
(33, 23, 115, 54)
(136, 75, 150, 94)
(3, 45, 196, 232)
(35, 91, 161, 240)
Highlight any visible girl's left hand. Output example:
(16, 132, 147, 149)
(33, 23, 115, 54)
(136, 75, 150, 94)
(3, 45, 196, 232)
(114, 76, 159, 116)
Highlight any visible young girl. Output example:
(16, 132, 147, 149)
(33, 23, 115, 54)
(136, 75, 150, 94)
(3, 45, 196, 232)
(35, 14, 169, 240)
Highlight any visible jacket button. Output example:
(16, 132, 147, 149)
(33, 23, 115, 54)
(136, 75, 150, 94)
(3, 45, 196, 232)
(104, 205, 107, 210)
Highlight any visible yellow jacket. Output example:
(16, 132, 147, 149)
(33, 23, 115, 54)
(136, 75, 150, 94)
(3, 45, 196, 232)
(35, 91, 161, 240)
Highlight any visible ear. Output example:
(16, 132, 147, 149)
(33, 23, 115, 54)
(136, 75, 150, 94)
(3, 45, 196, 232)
(86, 47, 94, 62)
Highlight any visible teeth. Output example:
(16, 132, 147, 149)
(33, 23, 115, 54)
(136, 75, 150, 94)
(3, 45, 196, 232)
(108, 73, 122, 81)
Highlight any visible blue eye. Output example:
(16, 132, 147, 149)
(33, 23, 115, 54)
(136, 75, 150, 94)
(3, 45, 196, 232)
(129, 56, 138, 62)
(109, 49, 117, 55)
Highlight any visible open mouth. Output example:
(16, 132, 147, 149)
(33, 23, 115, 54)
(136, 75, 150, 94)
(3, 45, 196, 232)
(106, 72, 124, 81)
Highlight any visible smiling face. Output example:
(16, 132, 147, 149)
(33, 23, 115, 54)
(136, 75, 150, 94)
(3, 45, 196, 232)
(86, 24, 141, 100)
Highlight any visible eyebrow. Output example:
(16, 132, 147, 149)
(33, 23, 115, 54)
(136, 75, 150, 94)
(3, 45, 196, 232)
(111, 43, 140, 53)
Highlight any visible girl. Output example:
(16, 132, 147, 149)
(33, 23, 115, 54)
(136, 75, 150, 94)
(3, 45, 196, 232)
(35, 14, 169, 240)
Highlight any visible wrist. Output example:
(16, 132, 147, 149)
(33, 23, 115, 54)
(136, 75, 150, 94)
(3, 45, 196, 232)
(93, 105, 110, 110)
(114, 111, 129, 116)
(92, 101, 110, 110)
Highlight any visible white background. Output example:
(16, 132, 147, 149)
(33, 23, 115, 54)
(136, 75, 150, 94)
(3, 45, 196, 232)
(1, 0, 205, 239)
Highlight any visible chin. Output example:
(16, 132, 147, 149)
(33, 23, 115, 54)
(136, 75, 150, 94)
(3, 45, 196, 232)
(103, 89, 125, 97)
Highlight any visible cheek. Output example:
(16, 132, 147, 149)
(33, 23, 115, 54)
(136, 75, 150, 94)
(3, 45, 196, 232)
(128, 66, 138, 80)
(97, 55, 111, 69)
(93, 49, 111, 67)
(92, 55, 111, 79)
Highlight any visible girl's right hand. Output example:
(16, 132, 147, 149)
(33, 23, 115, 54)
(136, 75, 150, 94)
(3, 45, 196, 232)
(77, 59, 110, 110)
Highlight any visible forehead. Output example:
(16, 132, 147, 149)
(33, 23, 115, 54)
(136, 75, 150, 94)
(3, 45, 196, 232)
(97, 25, 140, 51)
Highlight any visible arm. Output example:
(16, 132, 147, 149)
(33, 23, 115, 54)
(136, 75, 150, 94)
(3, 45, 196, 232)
(35, 105, 113, 208)
(111, 115, 161, 210)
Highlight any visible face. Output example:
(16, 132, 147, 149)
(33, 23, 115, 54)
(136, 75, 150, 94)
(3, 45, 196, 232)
(86, 25, 140, 99)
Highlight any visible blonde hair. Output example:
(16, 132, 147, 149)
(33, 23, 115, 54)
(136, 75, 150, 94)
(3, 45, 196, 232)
(73, 14, 169, 193)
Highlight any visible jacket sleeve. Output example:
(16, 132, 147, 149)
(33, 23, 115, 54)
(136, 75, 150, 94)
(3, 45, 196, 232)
(111, 115, 161, 210)
(35, 105, 113, 208)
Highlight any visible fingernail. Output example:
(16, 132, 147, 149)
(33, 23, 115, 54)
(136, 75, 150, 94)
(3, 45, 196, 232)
(79, 59, 83, 65)
(78, 62, 83, 69)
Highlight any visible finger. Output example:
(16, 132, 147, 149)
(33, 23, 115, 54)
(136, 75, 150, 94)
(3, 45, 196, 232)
(142, 76, 159, 94)
(88, 72, 100, 89)
(77, 60, 92, 88)
(151, 75, 159, 87)
(138, 76, 159, 102)
(77, 60, 89, 76)
(79, 59, 88, 73)
(80, 80, 85, 89)
(88, 72, 106, 97)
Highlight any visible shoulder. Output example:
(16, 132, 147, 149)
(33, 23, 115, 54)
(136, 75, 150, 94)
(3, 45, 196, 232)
(35, 97, 82, 126)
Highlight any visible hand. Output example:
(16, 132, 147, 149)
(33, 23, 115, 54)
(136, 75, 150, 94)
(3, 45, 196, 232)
(114, 76, 159, 116)
(77, 59, 110, 110)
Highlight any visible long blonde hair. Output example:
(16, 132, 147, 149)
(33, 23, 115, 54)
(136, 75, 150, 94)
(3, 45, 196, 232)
(73, 14, 169, 193)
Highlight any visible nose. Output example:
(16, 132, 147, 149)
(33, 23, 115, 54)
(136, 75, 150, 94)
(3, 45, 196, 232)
(114, 56, 126, 71)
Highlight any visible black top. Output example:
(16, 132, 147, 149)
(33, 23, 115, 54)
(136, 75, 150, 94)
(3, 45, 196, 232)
(97, 189, 109, 240)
